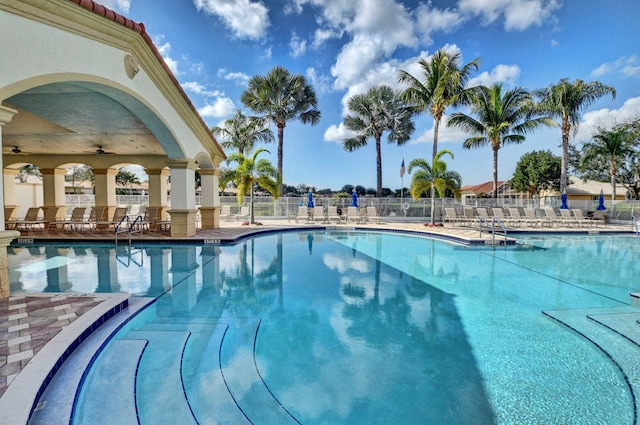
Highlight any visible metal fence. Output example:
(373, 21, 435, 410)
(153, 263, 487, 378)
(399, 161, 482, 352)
(64, 194, 640, 222)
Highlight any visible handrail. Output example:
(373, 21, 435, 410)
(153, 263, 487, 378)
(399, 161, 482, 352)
(633, 215, 639, 237)
(477, 216, 508, 245)
(492, 216, 508, 245)
(114, 215, 130, 246)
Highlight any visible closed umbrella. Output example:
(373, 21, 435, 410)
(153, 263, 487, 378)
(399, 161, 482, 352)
(560, 191, 568, 209)
(307, 189, 314, 208)
(351, 189, 358, 207)
(597, 189, 606, 210)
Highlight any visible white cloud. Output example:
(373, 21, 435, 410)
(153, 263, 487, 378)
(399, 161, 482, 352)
(411, 114, 472, 145)
(193, 0, 270, 40)
(414, 3, 466, 44)
(289, 32, 307, 57)
(324, 123, 354, 144)
(198, 97, 236, 119)
(458, 0, 561, 31)
(574, 96, 640, 142)
(468, 64, 521, 87)
(217, 68, 251, 86)
(592, 55, 640, 78)
(182, 81, 225, 97)
(98, 0, 130, 12)
(155, 39, 181, 75)
(306, 67, 333, 95)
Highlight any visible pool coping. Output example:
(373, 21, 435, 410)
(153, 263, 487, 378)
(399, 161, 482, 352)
(0, 293, 130, 425)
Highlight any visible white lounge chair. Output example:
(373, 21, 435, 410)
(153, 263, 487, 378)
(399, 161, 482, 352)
(366, 206, 382, 224)
(443, 208, 460, 226)
(219, 205, 233, 221)
(295, 206, 309, 223)
(571, 208, 595, 227)
(313, 206, 325, 223)
(346, 206, 359, 223)
(235, 206, 250, 222)
(326, 206, 341, 224)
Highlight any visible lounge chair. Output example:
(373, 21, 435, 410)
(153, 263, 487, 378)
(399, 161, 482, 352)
(56, 207, 86, 232)
(95, 207, 128, 232)
(366, 206, 382, 224)
(4, 206, 19, 229)
(443, 207, 460, 226)
(235, 206, 250, 222)
(523, 208, 544, 227)
(461, 207, 475, 226)
(571, 208, 595, 227)
(508, 208, 530, 227)
(313, 206, 326, 223)
(492, 208, 519, 227)
(346, 206, 359, 223)
(219, 205, 233, 221)
(541, 208, 563, 227)
(558, 208, 578, 227)
(295, 206, 309, 223)
(14, 207, 44, 231)
(326, 206, 341, 224)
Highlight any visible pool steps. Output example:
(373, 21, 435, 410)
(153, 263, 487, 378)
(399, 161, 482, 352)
(543, 303, 640, 422)
(72, 317, 301, 424)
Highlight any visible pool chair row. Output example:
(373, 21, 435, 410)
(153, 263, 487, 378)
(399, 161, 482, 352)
(293, 205, 383, 224)
(219, 205, 251, 222)
(6, 206, 169, 233)
(443, 207, 600, 228)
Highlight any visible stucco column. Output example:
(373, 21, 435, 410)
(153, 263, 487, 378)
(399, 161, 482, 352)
(93, 168, 117, 220)
(39, 168, 68, 221)
(167, 160, 198, 237)
(0, 104, 20, 299)
(3, 168, 18, 207)
(146, 168, 169, 220)
(199, 168, 220, 229)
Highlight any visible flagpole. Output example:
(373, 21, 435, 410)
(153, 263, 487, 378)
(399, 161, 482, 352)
(400, 157, 405, 217)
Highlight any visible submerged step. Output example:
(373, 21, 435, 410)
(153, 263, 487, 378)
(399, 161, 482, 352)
(123, 330, 196, 425)
(543, 306, 640, 420)
(73, 339, 147, 425)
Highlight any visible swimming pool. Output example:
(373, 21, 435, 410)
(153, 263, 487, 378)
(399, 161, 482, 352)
(11, 231, 640, 424)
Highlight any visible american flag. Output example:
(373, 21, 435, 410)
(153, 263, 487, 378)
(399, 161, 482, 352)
(400, 158, 405, 178)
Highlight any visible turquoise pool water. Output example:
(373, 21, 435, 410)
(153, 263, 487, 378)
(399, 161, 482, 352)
(10, 231, 640, 424)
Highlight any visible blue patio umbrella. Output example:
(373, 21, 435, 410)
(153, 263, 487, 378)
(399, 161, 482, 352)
(560, 191, 568, 209)
(307, 189, 314, 208)
(597, 189, 606, 210)
(350, 189, 358, 207)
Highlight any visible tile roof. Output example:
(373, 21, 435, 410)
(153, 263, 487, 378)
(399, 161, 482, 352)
(460, 181, 505, 195)
(66, 0, 226, 160)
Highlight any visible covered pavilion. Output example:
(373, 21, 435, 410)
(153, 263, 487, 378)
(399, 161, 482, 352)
(0, 0, 226, 297)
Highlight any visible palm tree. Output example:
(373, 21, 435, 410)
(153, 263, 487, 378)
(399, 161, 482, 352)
(241, 66, 321, 195)
(581, 126, 633, 205)
(535, 78, 616, 193)
(211, 109, 273, 155)
(407, 150, 462, 201)
(227, 148, 280, 224)
(398, 47, 479, 222)
(342, 85, 414, 197)
(447, 84, 557, 197)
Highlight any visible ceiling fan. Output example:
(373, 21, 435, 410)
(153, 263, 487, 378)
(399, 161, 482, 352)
(85, 146, 116, 155)
(10, 146, 30, 155)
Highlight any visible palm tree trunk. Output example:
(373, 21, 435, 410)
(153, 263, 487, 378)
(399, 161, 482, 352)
(376, 133, 382, 197)
(430, 117, 441, 225)
(250, 184, 255, 224)
(277, 123, 285, 197)
(560, 117, 571, 193)
(610, 160, 616, 211)
(493, 147, 499, 199)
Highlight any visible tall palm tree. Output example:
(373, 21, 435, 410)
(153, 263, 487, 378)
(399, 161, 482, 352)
(342, 85, 415, 197)
(211, 109, 273, 155)
(227, 148, 280, 224)
(407, 149, 462, 201)
(447, 84, 557, 197)
(241, 66, 321, 195)
(535, 78, 616, 193)
(581, 126, 633, 204)
(398, 47, 479, 222)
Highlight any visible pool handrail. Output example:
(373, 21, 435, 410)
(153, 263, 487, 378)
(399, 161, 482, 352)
(477, 215, 508, 245)
(633, 215, 639, 237)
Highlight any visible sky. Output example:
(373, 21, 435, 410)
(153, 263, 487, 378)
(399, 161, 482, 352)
(102, 0, 640, 192)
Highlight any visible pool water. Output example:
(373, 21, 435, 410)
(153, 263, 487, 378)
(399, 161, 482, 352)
(10, 232, 640, 424)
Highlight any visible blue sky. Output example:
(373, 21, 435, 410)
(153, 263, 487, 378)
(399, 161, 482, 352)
(104, 0, 640, 192)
